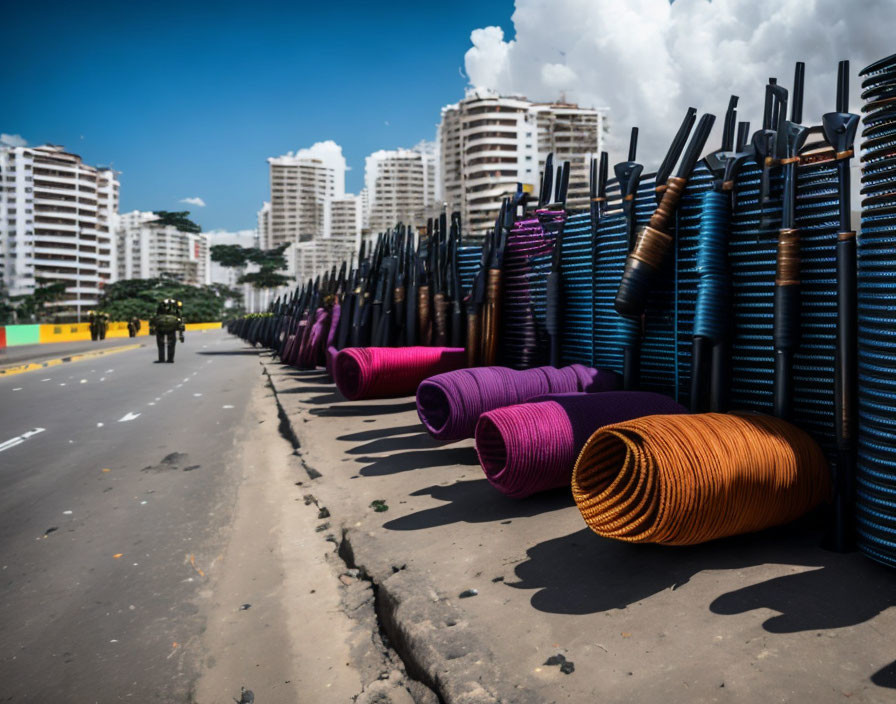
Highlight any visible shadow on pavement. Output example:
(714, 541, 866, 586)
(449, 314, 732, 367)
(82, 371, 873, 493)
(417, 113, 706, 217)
(358, 447, 479, 477)
(506, 519, 896, 635)
(345, 432, 436, 455)
(197, 350, 260, 356)
(872, 661, 896, 689)
(382, 478, 572, 529)
(276, 385, 341, 395)
(309, 401, 418, 417)
(337, 424, 422, 443)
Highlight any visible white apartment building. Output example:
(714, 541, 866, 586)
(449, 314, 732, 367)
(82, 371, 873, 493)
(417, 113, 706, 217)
(364, 141, 439, 234)
(117, 210, 210, 285)
(267, 141, 346, 247)
(257, 201, 271, 250)
(0, 144, 119, 320)
(439, 90, 604, 235)
(206, 228, 264, 312)
(294, 193, 362, 284)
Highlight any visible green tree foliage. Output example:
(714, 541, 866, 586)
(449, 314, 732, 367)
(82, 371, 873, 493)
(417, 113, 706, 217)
(4, 280, 69, 322)
(209, 243, 291, 290)
(151, 210, 201, 233)
(100, 276, 240, 322)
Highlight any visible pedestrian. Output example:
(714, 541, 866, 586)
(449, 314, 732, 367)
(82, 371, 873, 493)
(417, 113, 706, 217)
(98, 312, 109, 340)
(149, 299, 184, 363)
(127, 316, 141, 338)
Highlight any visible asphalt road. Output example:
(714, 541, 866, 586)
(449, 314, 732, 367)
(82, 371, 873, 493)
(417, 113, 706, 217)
(0, 329, 262, 702)
(0, 335, 150, 368)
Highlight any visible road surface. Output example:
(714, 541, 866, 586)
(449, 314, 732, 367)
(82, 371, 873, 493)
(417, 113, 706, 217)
(0, 330, 266, 701)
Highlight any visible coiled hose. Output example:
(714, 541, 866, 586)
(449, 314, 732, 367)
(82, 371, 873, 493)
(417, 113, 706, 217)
(297, 308, 330, 369)
(416, 365, 620, 442)
(334, 346, 466, 401)
(694, 190, 730, 341)
(572, 412, 831, 545)
(475, 391, 685, 498)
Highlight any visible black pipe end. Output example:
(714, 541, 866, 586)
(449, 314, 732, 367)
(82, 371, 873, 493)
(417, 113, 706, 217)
(615, 258, 654, 317)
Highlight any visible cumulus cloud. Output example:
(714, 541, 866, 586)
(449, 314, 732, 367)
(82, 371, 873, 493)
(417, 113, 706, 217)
(1, 133, 27, 147)
(180, 197, 206, 207)
(464, 0, 893, 165)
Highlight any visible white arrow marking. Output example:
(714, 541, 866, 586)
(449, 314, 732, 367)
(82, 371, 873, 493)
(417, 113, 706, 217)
(118, 412, 140, 423)
(0, 428, 46, 454)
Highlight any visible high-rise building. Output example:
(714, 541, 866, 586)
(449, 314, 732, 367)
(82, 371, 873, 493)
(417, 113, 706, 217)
(294, 193, 362, 284)
(0, 144, 119, 321)
(364, 141, 439, 233)
(439, 90, 604, 235)
(267, 141, 346, 247)
(117, 210, 210, 285)
(256, 201, 271, 250)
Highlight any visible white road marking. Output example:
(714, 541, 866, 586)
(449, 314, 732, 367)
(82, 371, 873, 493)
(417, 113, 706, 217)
(100, 377, 106, 382)
(222, 405, 234, 409)
(148, 402, 156, 406)
(59, 383, 66, 387)
(63, 510, 72, 515)
(182, 378, 189, 383)
(0, 428, 46, 454)
(97, 422, 104, 427)
(41, 378, 51, 382)
(105, 369, 114, 373)
(176, 384, 183, 388)
(80, 379, 87, 384)
(118, 412, 140, 423)
(13, 388, 22, 392)
(193, 393, 202, 397)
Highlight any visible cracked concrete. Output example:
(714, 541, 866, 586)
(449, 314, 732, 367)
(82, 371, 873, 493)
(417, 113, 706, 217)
(261, 354, 896, 704)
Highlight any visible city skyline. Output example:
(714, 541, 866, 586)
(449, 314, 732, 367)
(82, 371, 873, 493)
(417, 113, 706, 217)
(3, 0, 516, 232)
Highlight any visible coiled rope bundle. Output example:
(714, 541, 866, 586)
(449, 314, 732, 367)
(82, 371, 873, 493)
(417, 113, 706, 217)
(297, 308, 330, 369)
(334, 346, 466, 401)
(476, 391, 685, 498)
(416, 364, 619, 442)
(572, 412, 831, 545)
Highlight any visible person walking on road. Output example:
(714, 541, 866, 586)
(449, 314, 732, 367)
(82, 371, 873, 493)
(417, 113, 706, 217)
(127, 316, 141, 338)
(98, 312, 109, 340)
(88, 310, 99, 341)
(150, 299, 185, 363)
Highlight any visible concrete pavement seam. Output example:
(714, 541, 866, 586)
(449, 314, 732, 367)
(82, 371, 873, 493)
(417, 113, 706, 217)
(259, 357, 515, 704)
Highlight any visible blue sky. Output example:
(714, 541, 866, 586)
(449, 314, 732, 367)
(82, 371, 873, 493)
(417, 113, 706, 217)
(3, 0, 514, 231)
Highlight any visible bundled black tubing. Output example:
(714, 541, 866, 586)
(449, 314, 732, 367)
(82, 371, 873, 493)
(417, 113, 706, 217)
(823, 59, 860, 552)
(615, 112, 716, 318)
(773, 65, 809, 422)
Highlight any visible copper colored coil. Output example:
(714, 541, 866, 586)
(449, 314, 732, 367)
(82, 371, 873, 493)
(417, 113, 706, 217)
(481, 269, 502, 366)
(647, 176, 686, 231)
(776, 229, 801, 286)
(417, 286, 432, 346)
(572, 413, 831, 545)
(630, 225, 674, 271)
(433, 293, 449, 347)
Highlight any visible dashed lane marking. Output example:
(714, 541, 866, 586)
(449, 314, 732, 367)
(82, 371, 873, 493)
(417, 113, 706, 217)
(0, 428, 46, 454)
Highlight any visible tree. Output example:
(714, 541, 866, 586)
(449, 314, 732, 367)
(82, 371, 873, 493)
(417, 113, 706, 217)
(100, 277, 240, 322)
(8, 280, 69, 322)
(210, 243, 291, 292)
(152, 211, 201, 233)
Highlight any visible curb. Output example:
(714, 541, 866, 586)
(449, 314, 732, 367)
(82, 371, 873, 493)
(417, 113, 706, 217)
(0, 343, 144, 376)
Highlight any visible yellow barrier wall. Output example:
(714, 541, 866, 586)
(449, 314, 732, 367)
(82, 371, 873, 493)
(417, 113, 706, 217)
(34, 321, 220, 343)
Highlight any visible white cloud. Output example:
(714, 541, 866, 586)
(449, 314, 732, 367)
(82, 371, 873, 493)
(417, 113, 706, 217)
(180, 197, 206, 207)
(465, 0, 893, 165)
(1, 133, 27, 147)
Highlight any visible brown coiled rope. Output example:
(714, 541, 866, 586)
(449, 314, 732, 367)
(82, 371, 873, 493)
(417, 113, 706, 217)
(571, 413, 831, 545)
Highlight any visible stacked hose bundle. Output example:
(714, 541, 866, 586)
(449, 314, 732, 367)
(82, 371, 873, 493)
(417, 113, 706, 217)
(476, 391, 685, 498)
(456, 245, 482, 297)
(559, 211, 595, 366)
(416, 364, 619, 442)
(500, 212, 564, 368)
(857, 53, 896, 567)
(334, 346, 466, 401)
(572, 412, 831, 545)
(297, 308, 331, 369)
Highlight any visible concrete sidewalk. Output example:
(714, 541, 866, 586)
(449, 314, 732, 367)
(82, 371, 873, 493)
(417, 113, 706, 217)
(261, 354, 896, 704)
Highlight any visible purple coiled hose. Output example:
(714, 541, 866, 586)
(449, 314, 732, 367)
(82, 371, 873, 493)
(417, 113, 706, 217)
(475, 391, 687, 498)
(416, 365, 620, 442)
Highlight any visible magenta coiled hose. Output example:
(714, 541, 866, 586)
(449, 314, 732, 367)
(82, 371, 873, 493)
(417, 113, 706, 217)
(416, 365, 620, 442)
(475, 391, 687, 498)
(334, 346, 467, 401)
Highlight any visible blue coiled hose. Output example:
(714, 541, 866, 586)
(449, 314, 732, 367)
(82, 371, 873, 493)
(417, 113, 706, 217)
(694, 189, 731, 342)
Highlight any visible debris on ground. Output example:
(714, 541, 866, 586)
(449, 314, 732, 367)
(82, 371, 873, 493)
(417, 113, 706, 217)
(370, 499, 388, 512)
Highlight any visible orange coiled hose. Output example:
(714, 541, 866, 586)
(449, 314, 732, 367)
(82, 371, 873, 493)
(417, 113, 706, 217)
(572, 412, 831, 545)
